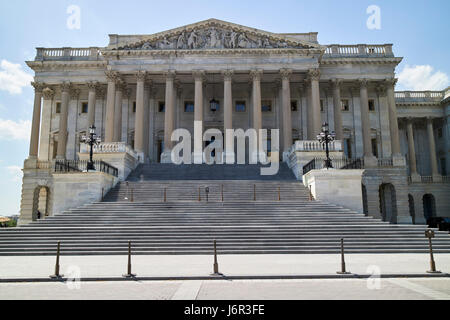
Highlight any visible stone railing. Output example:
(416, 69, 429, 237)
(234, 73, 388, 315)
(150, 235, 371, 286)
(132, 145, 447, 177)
(291, 140, 343, 153)
(395, 91, 445, 102)
(80, 142, 138, 159)
(324, 44, 394, 58)
(35, 47, 103, 61)
(377, 158, 394, 167)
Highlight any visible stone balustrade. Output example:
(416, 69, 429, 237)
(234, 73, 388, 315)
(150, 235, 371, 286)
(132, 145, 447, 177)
(324, 44, 394, 57)
(80, 142, 138, 158)
(395, 91, 445, 101)
(290, 140, 343, 153)
(35, 47, 102, 61)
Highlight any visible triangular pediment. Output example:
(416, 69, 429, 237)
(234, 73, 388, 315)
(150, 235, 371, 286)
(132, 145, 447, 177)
(111, 19, 322, 51)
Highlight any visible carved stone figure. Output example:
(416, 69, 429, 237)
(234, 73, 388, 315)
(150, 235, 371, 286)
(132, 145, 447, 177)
(158, 37, 172, 50)
(238, 33, 249, 48)
(209, 27, 221, 48)
(188, 30, 198, 49)
(229, 31, 238, 48)
(177, 32, 186, 49)
(142, 41, 153, 50)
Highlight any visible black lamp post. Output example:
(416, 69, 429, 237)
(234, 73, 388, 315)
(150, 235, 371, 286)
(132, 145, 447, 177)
(81, 125, 101, 172)
(317, 122, 336, 169)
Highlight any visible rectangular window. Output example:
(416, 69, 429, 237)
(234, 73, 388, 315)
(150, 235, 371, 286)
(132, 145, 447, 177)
(261, 100, 272, 112)
(344, 139, 352, 159)
(184, 101, 194, 113)
(368, 99, 375, 111)
(81, 102, 88, 114)
(158, 102, 165, 113)
(235, 101, 246, 112)
(56, 102, 61, 114)
(133, 101, 136, 113)
(291, 101, 298, 112)
(320, 100, 325, 112)
(437, 127, 443, 138)
(371, 138, 378, 158)
(341, 99, 349, 111)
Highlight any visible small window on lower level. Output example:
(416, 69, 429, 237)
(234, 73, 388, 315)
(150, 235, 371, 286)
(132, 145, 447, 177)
(235, 101, 246, 112)
(262, 100, 272, 112)
(81, 102, 88, 114)
(158, 102, 165, 113)
(56, 102, 61, 114)
(185, 101, 194, 113)
(368, 99, 375, 111)
(437, 127, 443, 138)
(133, 101, 136, 113)
(320, 100, 325, 112)
(291, 101, 298, 112)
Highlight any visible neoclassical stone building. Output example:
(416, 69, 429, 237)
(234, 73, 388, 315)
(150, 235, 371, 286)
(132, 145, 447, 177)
(20, 19, 449, 225)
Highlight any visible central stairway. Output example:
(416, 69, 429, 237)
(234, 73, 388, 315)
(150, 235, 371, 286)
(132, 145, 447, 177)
(1, 164, 450, 256)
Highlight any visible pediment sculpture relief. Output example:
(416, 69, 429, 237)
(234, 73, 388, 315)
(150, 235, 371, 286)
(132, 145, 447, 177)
(117, 26, 309, 51)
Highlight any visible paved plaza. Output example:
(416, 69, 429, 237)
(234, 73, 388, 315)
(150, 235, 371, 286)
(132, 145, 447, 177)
(0, 278, 449, 300)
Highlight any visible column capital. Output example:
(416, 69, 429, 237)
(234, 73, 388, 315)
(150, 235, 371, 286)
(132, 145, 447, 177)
(69, 88, 80, 100)
(87, 81, 99, 91)
(95, 86, 106, 99)
(136, 70, 147, 82)
(307, 68, 320, 81)
(406, 117, 415, 125)
(165, 70, 176, 81)
(31, 82, 45, 93)
(426, 116, 435, 124)
(117, 81, 127, 93)
(144, 80, 153, 92)
(250, 69, 263, 81)
(330, 78, 342, 89)
(222, 69, 234, 81)
(124, 88, 132, 99)
(358, 78, 369, 88)
(42, 87, 54, 100)
(385, 78, 398, 88)
(376, 84, 387, 96)
(280, 68, 292, 80)
(60, 82, 72, 93)
(105, 71, 119, 82)
(193, 70, 205, 82)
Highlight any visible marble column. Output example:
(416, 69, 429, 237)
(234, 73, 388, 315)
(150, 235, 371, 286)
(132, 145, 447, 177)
(161, 71, 176, 163)
(427, 117, 441, 181)
(56, 82, 71, 159)
(250, 70, 264, 163)
(113, 80, 124, 142)
(223, 70, 234, 162)
(306, 81, 313, 140)
(406, 118, 420, 182)
(38, 87, 54, 161)
(86, 82, 97, 131)
(281, 69, 293, 159)
(149, 91, 156, 163)
(359, 79, 377, 167)
(331, 79, 343, 140)
(386, 79, 402, 158)
(193, 71, 205, 164)
(143, 82, 151, 162)
(104, 71, 117, 143)
(134, 71, 146, 161)
(309, 69, 322, 139)
(29, 82, 44, 158)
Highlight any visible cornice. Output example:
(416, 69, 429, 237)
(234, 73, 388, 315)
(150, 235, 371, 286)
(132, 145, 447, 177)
(26, 60, 107, 71)
(321, 57, 403, 65)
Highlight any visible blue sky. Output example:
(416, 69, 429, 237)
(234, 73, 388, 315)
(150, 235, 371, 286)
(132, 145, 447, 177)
(0, 0, 448, 216)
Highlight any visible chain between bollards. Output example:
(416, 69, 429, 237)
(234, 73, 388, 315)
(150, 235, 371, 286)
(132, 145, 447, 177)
(337, 238, 351, 274)
(50, 241, 63, 279)
(123, 240, 136, 278)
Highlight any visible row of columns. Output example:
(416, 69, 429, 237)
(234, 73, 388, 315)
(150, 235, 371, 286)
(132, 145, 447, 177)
(28, 73, 403, 164)
(406, 117, 441, 180)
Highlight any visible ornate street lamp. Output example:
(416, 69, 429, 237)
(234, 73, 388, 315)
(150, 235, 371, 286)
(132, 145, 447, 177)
(81, 125, 101, 172)
(317, 122, 336, 169)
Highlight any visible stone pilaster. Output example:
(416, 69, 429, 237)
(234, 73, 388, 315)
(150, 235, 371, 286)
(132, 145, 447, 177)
(359, 79, 377, 167)
(87, 82, 98, 131)
(161, 71, 176, 163)
(223, 70, 234, 163)
(134, 71, 146, 161)
(38, 87, 54, 161)
(386, 78, 402, 158)
(29, 82, 45, 159)
(104, 71, 118, 142)
(250, 69, 263, 163)
(331, 79, 343, 140)
(308, 69, 321, 139)
(280, 69, 293, 160)
(193, 70, 205, 164)
(426, 117, 442, 181)
(406, 118, 420, 182)
(56, 82, 71, 159)
(113, 79, 125, 142)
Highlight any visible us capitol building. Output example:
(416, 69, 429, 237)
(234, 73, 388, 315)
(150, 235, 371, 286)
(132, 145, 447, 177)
(20, 19, 449, 227)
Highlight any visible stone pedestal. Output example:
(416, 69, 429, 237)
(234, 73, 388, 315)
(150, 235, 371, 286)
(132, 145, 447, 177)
(410, 173, 421, 183)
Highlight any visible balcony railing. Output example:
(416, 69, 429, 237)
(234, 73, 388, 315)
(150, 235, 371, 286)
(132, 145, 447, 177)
(291, 140, 343, 152)
(35, 47, 103, 61)
(303, 158, 364, 175)
(395, 91, 445, 102)
(323, 44, 394, 58)
(54, 160, 118, 177)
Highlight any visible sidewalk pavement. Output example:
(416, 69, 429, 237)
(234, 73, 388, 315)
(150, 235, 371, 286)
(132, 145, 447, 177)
(0, 254, 449, 281)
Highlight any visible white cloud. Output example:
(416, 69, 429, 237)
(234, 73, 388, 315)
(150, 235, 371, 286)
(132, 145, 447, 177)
(6, 166, 23, 182)
(0, 60, 33, 95)
(397, 65, 449, 91)
(0, 118, 31, 141)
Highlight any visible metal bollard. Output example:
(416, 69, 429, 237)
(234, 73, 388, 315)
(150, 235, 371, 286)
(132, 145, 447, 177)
(212, 240, 220, 275)
(205, 187, 209, 203)
(221, 185, 224, 202)
(130, 188, 134, 202)
(50, 241, 64, 279)
(123, 240, 136, 278)
(253, 185, 256, 201)
(278, 186, 281, 202)
(337, 239, 351, 274)
(101, 187, 104, 201)
(124, 181, 129, 201)
(425, 230, 441, 273)
(164, 188, 167, 203)
(308, 187, 313, 201)
(198, 187, 201, 202)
